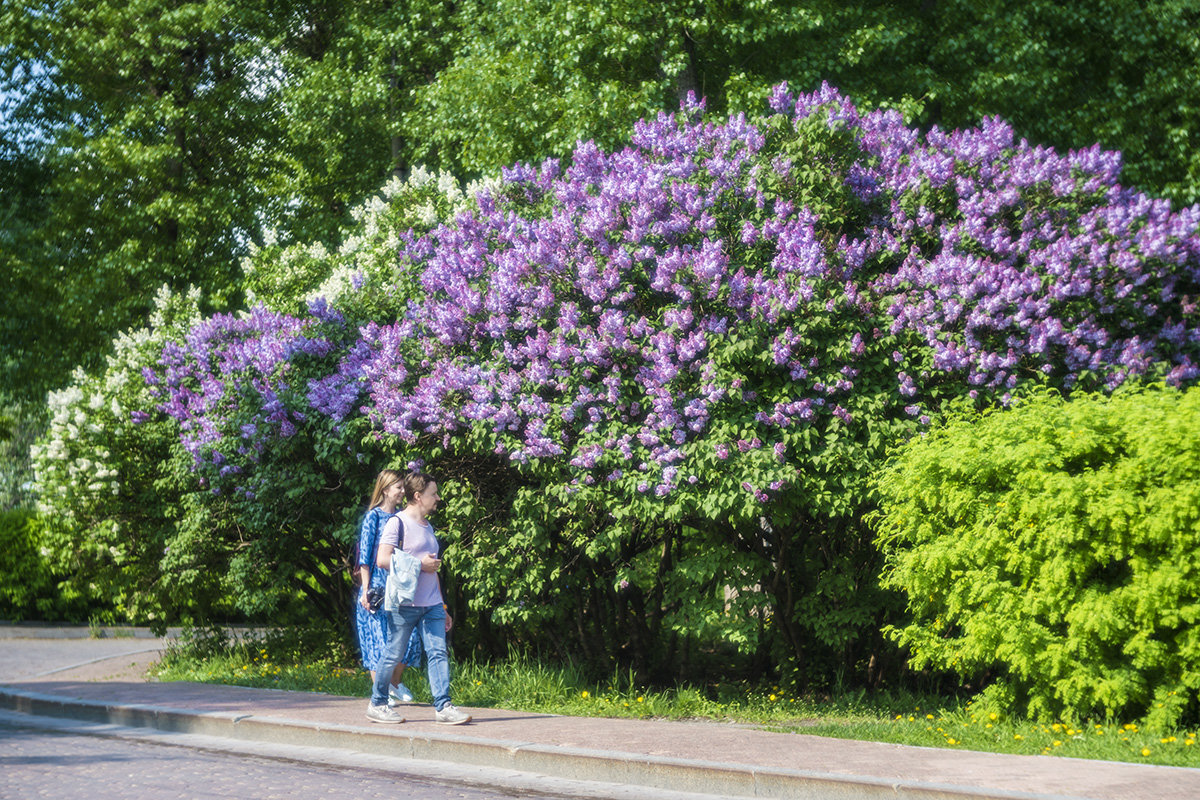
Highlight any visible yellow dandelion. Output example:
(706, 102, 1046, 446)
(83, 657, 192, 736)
(637, 696, 644, 703)
(926, 714, 934, 720)
(581, 690, 590, 699)
(1014, 734, 1023, 741)
(1052, 740, 1062, 747)
(769, 694, 777, 701)
(1141, 748, 1151, 757)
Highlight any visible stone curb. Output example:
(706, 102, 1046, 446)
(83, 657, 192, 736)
(0, 684, 1082, 800)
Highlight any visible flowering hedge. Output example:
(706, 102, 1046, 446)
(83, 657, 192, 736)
(45, 83, 1200, 683)
(29, 288, 231, 624)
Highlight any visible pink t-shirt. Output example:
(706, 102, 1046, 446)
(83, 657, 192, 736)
(380, 513, 444, 608)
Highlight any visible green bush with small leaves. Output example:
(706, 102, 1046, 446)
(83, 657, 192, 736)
(875, 385, 1200, 727)
(0, 509, 99, 621)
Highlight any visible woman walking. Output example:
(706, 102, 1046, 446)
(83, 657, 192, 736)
(366, 472, 470, 725)
(354, 469, 419, 704)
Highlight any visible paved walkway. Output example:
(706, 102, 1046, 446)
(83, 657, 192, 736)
(1, 636, 1198, 800)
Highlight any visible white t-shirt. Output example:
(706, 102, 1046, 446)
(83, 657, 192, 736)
(380, 513, 443, 608)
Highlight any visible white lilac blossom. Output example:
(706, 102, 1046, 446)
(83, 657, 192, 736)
(34, 286, 203, 518)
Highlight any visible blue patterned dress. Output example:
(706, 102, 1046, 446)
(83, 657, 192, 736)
(354, 507, 424, 671)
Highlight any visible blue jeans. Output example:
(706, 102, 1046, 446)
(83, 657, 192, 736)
(370, 604, 451, 710)
(400, 627, 424, 667)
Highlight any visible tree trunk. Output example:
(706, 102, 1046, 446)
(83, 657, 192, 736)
(674, 27, 701, 105)
(388, 51, 405, 180)
(771, 522, 807, 684)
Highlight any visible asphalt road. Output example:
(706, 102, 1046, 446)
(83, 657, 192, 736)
(0, 716, 553, 800)
(0, 637, 169, 681)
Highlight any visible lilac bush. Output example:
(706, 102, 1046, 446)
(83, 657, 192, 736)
(310, 86, 1198, 474)
(142, 83, 1200, 683)
(28, 287, 240, 627)
(152, 306, 336, 476)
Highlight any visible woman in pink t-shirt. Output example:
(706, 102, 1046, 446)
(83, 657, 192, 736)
(365, 472, 471, 725)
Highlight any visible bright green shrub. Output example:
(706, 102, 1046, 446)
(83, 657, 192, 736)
(0, 509, 50, 616)
(875, 385, 1200, 726)
(0, 509, 98, 620)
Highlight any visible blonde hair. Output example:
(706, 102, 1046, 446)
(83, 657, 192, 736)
(367, 469, 404, 509)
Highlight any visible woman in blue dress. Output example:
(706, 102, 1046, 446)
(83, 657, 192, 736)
(354, 469, 423, 704)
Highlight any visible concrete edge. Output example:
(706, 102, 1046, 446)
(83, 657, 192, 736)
(0, 685, 1087, 800)
(0, 709, 734, 800)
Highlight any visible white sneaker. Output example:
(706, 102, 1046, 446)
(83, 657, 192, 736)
(389, 683, 413, 704)
(435, 704, 472, 725)
(365, 703, 405, 724)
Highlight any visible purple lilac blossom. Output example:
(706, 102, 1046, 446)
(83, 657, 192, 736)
(147, 83, 1200, 505)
